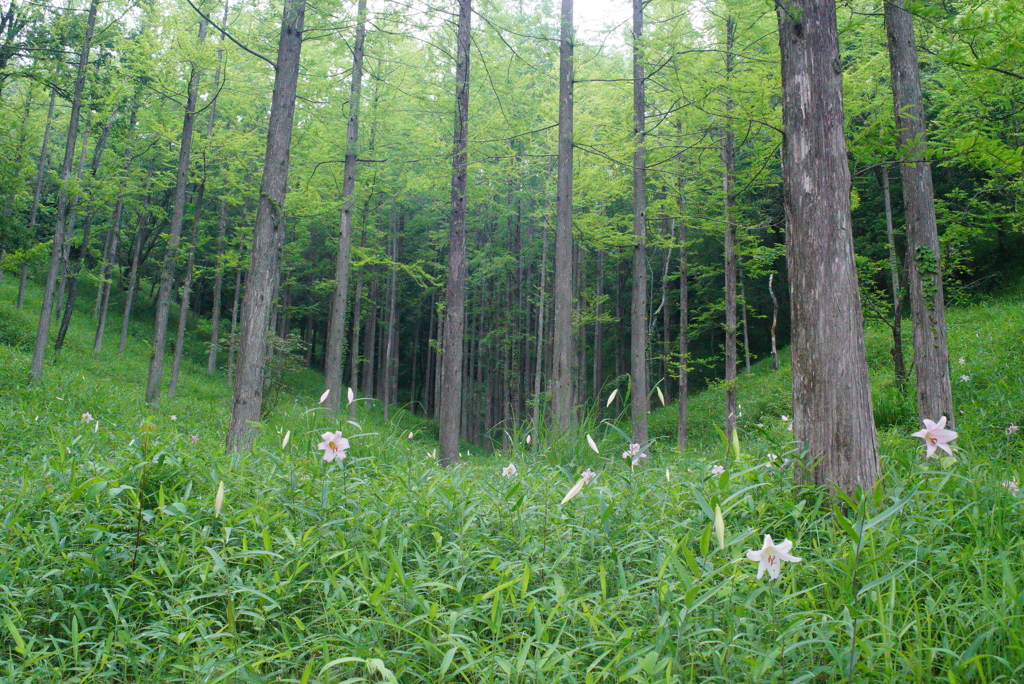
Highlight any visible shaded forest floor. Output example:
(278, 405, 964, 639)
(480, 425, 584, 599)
(1, 275, 1023, 682)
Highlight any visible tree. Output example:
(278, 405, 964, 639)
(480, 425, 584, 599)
(629, 0, 649, 444)
(323, 0, 368, 415)
(884, 0, 953, 424)
(437, 0, 471, 466)
(226, 0, 307, 452)
(29, 0, 98, 385)
(550, 0, 574, 434)
(776, 0, 879, 493)
(145, 17, 208, 406)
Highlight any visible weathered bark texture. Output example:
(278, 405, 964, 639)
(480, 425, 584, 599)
(29, 0, 97, 383)
(768, 272, 779, 371)
(630, 0, 649, 444)
(226, 0, 306, 451)
(145, 19, 208, 406)
(884, 0, 953, 423)
(437, 0, 471, 467)
(776, 0, 880, 493)
(324, 0, 368, 414)
(551, 0, 574, 433)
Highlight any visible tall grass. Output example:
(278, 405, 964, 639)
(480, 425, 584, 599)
(1, 276, 1023, 682)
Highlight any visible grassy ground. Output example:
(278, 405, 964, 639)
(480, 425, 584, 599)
(1, 274, 1023, 682)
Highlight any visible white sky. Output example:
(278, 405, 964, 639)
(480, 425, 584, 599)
(575, 0, 631, 44)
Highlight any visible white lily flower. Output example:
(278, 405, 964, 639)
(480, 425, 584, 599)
(746, 534, 801, 580)
(911, 416, 958, 458)
(586, 434, 599, 453)
(319, 389, 330, 404)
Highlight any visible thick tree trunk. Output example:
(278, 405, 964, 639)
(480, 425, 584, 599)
(551, 0, 574, 433)
(146, 19, 208, 406)
(169, 182, 206, 398)
(878, 163, 906, 385)
(437, 0, 471, 467)
(884, 0, 952, 423)
(226, 0, 306, 451)
(324, 0, 368, 414)
(776, 0, 879, 493)
(630, 0, 649, 444)
(29, 0, 96, 384)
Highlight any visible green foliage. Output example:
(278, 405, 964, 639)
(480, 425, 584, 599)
(4, 272, 1024, 682)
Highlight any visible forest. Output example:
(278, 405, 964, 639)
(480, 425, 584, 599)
(2, 0, 1024, 679)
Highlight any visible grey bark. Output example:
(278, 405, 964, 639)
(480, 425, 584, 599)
(145, 19, 208, 406)
(884, 0, 952, 422)
(226, 0, 306, 451)
(207, 198, 228, 373)
(324, 0, 368, 414)
(29, 0, 96, 384)
(768, 273, 779, 371)
(531, 225, 547, 442)
(776, 0, 880, 493)
(551, 0, 574, 433)
(630, 0, 649, 443)
(437, 0, 471, 466)
(348, 225, 367, 419)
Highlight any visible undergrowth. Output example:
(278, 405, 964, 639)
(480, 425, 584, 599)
(1, 276, 1023, 682)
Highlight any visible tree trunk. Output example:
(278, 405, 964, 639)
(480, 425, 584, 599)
(348, 226, 367, 418)
(437, 0, 471, 467)
(741, 271, 751, 373)
(884, 0, 952, 423)
(382, 223, 399, 420)
(55, 106, 119, 354)
(54, 128, 89, 330)
(878, 163, 906, 385)
(226, 0, 306, 451)
(169, 182, 206, 398)
(630, 0, 649, 444)
(531, 225, 547, 442)
(20, 88, 56, 310)
(118, 187, 155, 356)
(592, 249, 604, 402)
(776, 0, 879, 493)
(721, 15, 738, 441)
(676, 160, 690, 452)
(324, 0, 368, 414)
(551, 0, 574, 434)
(29, 0, 95, 385)
(768, 272, 779, 371)
(207, 199, 229, 373)
(146, 19, 208, 406)
(93, 193, 124, 352)
(227, 267, 242, 383)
